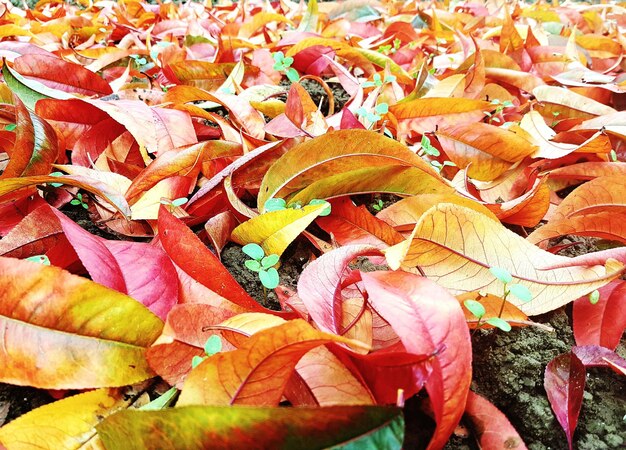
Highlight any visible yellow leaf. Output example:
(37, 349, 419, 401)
(0, 389, 131, 449)
(384, 204, 623, 315)
(231, 203, 328, 257)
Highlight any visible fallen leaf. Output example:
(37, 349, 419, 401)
(97, 405, 403, 450)
(544, 352, 586, 450)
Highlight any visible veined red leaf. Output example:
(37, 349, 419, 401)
(13, 54, 113, 97)
(97, 405, 403, 450)
(572, 281, 626, 350)
(157, 206, 264, 312)
(0, 257, 162, 389)
(528, 211, 626, 246)
(316, 198, 404, 248)
(360, 271, 472, 450)
(549, 175, 626, 221)
(544, 352, 586, 450)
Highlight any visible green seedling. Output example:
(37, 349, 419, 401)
(272, 51, 300, 82)
(488, 266, 532, 331)
(362, 73, 397, 88)
(242, 243, 280, 303)
(160, 197, 188, 212)
(356, 102, 389, 123)
(419, 135, 456, 173)
(139, 387, 179, 411)
(371, 199, 384, 212)
(588, 289, 600, 305)
(263, 198, 331, 216)
(191, 334, 223, 369)
(70, 192, 88, 210)
(5, 123, 16, 131)
(25, 255, 50, 265)
(610, 150, 618, 162)
(484, 99, 514, 124)
(464, 298, 512, 335)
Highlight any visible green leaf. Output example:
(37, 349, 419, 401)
(244, 259, 262, 272)
(25, 255, 50, 265)
(375, 103, 389, 115)
(489, 266, 513, 284)
(308, 199, 331, 216)
(264, 198, 287, 212)
(259, 268, 279, 289)
(242, 243, 265, 261)
(5, 123, 16, 131)
(96, 405, 404, 450)
(463, 300, 485, 319)
(139, 387, 178, 411)
(203, 335, 222, 357)
(508, 284, 532, 302)
(588, 290, 600, 305)
(420, 135, 440, 157)
(191, 356, 206, 369)
(70, 199, 80, 206)
(261, 254, 280, 269)
(286, 68, 300, 83)
(485, 317, 512, 332)
(171, 197, 188, 207)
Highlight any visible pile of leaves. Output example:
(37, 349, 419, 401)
(0, 0, 625, 448)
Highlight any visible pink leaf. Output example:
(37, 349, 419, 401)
(360, 271, 472, 450)
(464, 391, 528, 449)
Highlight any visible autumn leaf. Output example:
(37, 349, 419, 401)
(178, 319, 369, 406)
(464, 391, 528, 450)
(97, 405, 403, 450)
(0, 257, 162, 389)
(544, 352, 586, 450)
(0, 388, 132, 449)
(385, 204, 624, 315)
(258, 129, 450, 211)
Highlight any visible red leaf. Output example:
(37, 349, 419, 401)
(13, 54, 113, 97)
(360, 271, 472, 450)
(464, 391, 528, 449)
(544, 352, 586, 450)
(316, 198, 404, 249)
(157, 205, 265, 312)
(571, 345, 626, 369)
(572, 280, 626, 350)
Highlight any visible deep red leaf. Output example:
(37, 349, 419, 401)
(544, 352, 586, 450)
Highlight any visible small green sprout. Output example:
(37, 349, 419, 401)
(464, 298, 512, 334)
(356, 102, 389, 123)
(242, 243, 280, 294)
(484, 99, 514, 124)
(159, 197, 188, 212)
(263, 198, 330, 216)
(191, 334, 223, 369)
(5, 123, 16, 131)
(362, 73, 396, 88)
(610, 150, 618, 162)
(25, 255, 50, 265)
(488, 266, 532, 328)
(371, 199, 385, 212)
(420, 135, 440, 157)
(70, 193, 88, 210)
(49, 171, 64, 188)
(272, 51, 299, 82)
(588, 289, 600, 305)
